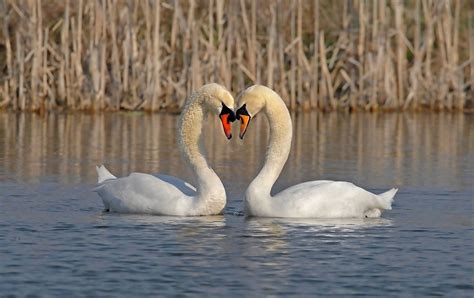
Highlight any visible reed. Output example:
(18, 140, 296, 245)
(0, 0, 471, 112)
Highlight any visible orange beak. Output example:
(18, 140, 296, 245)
(236, 104, 251, 139)
(239, 115, 251, 139)
(219, 113, 233, 140)
(219, 103, 235, 140)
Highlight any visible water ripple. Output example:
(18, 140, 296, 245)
(0, 113, 472, 296)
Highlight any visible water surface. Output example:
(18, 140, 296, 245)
(0, 112, 473, 296)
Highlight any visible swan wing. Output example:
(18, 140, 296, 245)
(96, 172, 195, 215)
(273, 180, 394, 218)
(152, 173, 197, 196)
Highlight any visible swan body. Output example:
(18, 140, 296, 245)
(94, 83, 235, 216)
(236, 85, 397, 218)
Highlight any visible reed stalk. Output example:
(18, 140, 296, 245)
(0, 0, 470, 112)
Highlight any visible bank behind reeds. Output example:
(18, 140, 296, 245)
(0, 0, 472, 112)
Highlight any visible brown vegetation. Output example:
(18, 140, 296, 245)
(0, 0, 472, 112)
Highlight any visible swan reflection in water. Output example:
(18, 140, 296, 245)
(245, 216, 393, 235)
(94, 212, 393, 237)
(241, 216, 394, 273)
(95, 213, 228, 239)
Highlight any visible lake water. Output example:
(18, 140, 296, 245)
(0, 112, 473, 296)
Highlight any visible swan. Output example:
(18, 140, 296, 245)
(235, 85, 397, 218)
(94, 83, 236, 216)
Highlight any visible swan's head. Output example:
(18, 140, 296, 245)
(235, 85, 268, 139)
(199, 83, 236, 139)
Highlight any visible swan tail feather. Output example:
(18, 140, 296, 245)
(377, 188, 398, 210)
(96, 165, 117, 184)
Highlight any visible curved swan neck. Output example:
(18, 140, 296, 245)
(179, 97, 208, 170)
(178, 92, 225, 202)
(248, 91, 292, 197)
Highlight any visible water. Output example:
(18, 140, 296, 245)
(0, 112, 473, 296)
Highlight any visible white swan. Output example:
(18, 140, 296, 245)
(236, 85, 397, 218)
(94, 83, 235, 216)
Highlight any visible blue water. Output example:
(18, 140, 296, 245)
(0, 112, 473, 296)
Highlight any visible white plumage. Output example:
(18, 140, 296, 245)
(94, 83, 235, 216)
(237, 85, 398, 218)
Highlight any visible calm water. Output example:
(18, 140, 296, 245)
(0, 112, 473, 296)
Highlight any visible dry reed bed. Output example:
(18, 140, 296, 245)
(0, 0, 472, 112)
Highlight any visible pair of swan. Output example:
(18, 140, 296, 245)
(95, 84, 397, 218)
